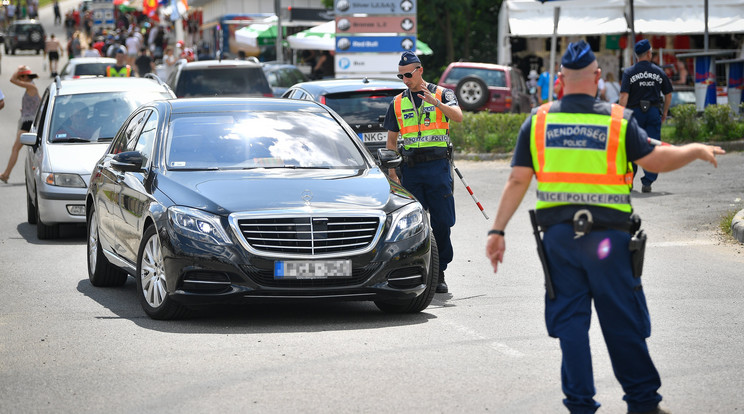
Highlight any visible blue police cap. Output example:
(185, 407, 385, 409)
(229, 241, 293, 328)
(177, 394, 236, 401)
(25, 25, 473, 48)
(635, 39, 651, 56)
(561, 40, 596, 70)
(399, 51, 420, 66)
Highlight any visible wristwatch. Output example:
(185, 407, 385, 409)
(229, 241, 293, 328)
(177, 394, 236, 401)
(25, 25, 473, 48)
(435, 99, 441, 108)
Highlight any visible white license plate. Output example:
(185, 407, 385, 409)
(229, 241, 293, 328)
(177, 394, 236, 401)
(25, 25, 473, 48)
(274, 260, 352, 279)
(360, 132, 387, 142)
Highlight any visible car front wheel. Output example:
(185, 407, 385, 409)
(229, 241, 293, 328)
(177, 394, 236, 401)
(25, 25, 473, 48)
(375, 233, 439, 313)
(136, 225, 189, 320)
(26, 182, 37, 224)
(88, 206, 128, 287)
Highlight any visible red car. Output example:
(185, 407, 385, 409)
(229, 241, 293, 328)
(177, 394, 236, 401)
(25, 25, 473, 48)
(438, 62, 532, 113)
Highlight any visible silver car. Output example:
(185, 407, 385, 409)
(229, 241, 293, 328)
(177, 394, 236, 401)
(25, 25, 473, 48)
(21, 75, 175, 239)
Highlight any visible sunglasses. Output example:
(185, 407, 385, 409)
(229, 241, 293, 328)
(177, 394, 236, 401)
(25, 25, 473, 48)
(397, 67, 420, 80)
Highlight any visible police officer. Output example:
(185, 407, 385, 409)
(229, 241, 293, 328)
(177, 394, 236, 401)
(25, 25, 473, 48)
(485, 40, 724, 414)
(619, 39, 673, 193)
(106, 46, 133, 77)
(383, 51, 463, 293)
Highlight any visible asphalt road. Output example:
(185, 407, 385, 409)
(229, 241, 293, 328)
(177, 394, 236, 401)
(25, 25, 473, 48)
(1, 4, 744, 414)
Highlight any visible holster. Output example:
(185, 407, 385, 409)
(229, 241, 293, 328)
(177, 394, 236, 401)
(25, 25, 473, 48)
(640, 100, 651, 112)
(629, 229, 647, 278)
(401, 147, 449, 167)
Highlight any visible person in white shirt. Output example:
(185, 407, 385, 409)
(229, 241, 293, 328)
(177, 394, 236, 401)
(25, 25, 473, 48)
(604, 72, 621, 104)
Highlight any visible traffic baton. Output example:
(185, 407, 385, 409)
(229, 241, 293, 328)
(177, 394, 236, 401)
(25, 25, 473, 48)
(648, 137, 671, 147)
(452, 162, 489, 220)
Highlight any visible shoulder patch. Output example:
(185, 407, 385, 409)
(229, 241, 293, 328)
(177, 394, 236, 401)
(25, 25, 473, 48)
(444, 89, 455, 102)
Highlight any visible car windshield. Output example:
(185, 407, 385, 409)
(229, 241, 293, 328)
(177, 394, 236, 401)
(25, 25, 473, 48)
(443, 67, 506, 88)
(175, 67, 271, 97)
(73, 63, 113, 77)
(322, 90, 402, 124)
(49, 91, 172, 143)
(166, 111, 367, 170)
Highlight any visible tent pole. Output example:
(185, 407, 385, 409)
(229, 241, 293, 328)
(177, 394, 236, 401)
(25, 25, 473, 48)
(704, 0, 709, 51)
(548, 6, 559, 102)
(275, 0, 284, 63)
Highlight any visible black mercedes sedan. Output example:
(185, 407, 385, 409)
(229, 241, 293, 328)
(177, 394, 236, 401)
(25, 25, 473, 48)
(85, 98, 437, 320)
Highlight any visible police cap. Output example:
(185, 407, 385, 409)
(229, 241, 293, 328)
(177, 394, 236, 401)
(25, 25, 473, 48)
(398, 51, 420, 66)
(634, 39, 651, 56)
(561, 40, 596, 70)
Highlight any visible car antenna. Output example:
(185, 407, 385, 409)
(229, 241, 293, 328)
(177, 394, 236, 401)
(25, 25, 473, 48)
(55, 75, 61, 91)
(363, 77, 369, 83)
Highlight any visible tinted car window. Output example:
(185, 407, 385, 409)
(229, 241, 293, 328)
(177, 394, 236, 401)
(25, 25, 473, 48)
(166, 112, 365, 170)
(74, 63, 114, 76)
(175, 67, 271, 97)
(323, 90, 400, 124)
(443, 67, 506, 88)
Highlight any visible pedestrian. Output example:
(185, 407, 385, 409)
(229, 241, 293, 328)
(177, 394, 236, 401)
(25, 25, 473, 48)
(485, 40, 725, 414)
(604, 72, 621, 104)
(383, 51, 463, 293)
(1, 66, 41, 184)
(163, 46, 177, 79)
(536, 65, 551, 104)
(527, 69, 540, 107)
(53, 0, 61, 25)
(619, 39, 674, 193)
(44, 33, 63, 77)
(134, 47, 154, 77)
(106, 46, 133, 76)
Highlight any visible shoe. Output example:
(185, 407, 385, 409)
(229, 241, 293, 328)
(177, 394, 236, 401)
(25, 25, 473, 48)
(628, 406, 671, 414)
(0, 175, 8, 184)
(435, 270, 448, 293)
(642, 184, 652, 193)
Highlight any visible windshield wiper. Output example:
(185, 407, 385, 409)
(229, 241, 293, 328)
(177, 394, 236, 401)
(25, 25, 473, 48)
(51, 137, 91, 143)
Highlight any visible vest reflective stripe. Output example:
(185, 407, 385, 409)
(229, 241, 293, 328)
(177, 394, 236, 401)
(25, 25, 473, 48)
(531, 102, 633, 212)
(107, 66, 131, 77)
(394, 87, 449, 149)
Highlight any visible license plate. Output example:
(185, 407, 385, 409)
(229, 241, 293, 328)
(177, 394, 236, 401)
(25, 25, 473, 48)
(274, 260, 352, 279)
(18, 35, 28, 41)
(360, 132, 387, 142)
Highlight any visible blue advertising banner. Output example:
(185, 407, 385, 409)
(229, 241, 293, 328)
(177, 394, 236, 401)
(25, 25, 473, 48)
(694, 55, 717, 108)
(336, 35, 416, 53)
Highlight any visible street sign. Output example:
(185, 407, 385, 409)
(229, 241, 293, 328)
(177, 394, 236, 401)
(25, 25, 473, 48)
(336, 16, 416, 34)
(335, 53, 402, 74)
(336, 35, 416, 53)
(334, 0, 416, 15)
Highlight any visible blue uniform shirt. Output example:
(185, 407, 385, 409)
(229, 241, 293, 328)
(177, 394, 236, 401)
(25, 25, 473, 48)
(511, 94, 655, 225)
(383, 83, 457, 133)
(620, 61, 673, 107)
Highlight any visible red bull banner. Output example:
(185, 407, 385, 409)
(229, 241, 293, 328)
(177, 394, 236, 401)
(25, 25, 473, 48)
(695, 55, 716, 108)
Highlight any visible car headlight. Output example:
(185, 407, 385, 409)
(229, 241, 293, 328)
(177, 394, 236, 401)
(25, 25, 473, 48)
(386, 203, 426, 242)
(168, 206, 232, 245)
(44, 173, 86, 188)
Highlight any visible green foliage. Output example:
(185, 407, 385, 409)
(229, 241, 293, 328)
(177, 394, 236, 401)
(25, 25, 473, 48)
(449, 111, 528, 153)
(669, 104, 702, 143)
(702, 104, 740, 141)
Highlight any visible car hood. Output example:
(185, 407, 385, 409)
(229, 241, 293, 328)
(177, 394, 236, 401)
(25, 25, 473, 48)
(156, 168, 413, 215)
(46, 142, 109, 176)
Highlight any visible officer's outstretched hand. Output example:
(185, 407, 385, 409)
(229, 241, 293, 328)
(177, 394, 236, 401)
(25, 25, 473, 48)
(695, 143, 726, 167)
(486, 235, 505, 274)
(416, 81, 436, 105)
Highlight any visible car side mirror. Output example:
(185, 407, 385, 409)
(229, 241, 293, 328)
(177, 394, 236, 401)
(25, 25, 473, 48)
(377, 148, 402, 168)
(111, 151, 146, 172)
(20, 132, 38, 146)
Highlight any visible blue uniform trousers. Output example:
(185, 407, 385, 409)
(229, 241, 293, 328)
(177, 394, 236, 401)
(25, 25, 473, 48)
(631, 107, 660, 186)
(542, 223, 662, 414)
(400, 158, 455, 271)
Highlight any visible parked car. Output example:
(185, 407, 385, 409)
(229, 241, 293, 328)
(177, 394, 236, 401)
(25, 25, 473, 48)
(4, 19, 45, 55)
(20, 75, 175, 239)
(261, 62, 309, 97)
(282, 78, 406, 156)
(85, 97, 437, 319)
(166, 59, 274, 98)
(667, 85, 697, 113)
(438, 62, 532, 113)
(58, 57, 117, 79)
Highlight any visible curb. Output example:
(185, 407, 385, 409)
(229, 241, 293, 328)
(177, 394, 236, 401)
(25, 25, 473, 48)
(732, 210, 744, 244)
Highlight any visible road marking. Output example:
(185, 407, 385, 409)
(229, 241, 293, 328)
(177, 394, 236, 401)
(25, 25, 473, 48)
(649, 240, 719, 247)
(438, 317, 525, 358)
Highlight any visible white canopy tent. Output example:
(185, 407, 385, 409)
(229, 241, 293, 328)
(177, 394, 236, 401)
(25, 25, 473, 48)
(498, 0, 744, 65)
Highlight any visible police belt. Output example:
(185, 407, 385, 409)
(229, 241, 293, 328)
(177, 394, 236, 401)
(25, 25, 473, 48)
(401, 147, 450, 166)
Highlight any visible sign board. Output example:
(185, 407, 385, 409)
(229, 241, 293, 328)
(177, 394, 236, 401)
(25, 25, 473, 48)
(336, 35, 416, 53)
(334, 0, 416, 15)
(335, 53, 402, 74)
(90, 0, 114, 29)
(336, 16, 415, 34)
